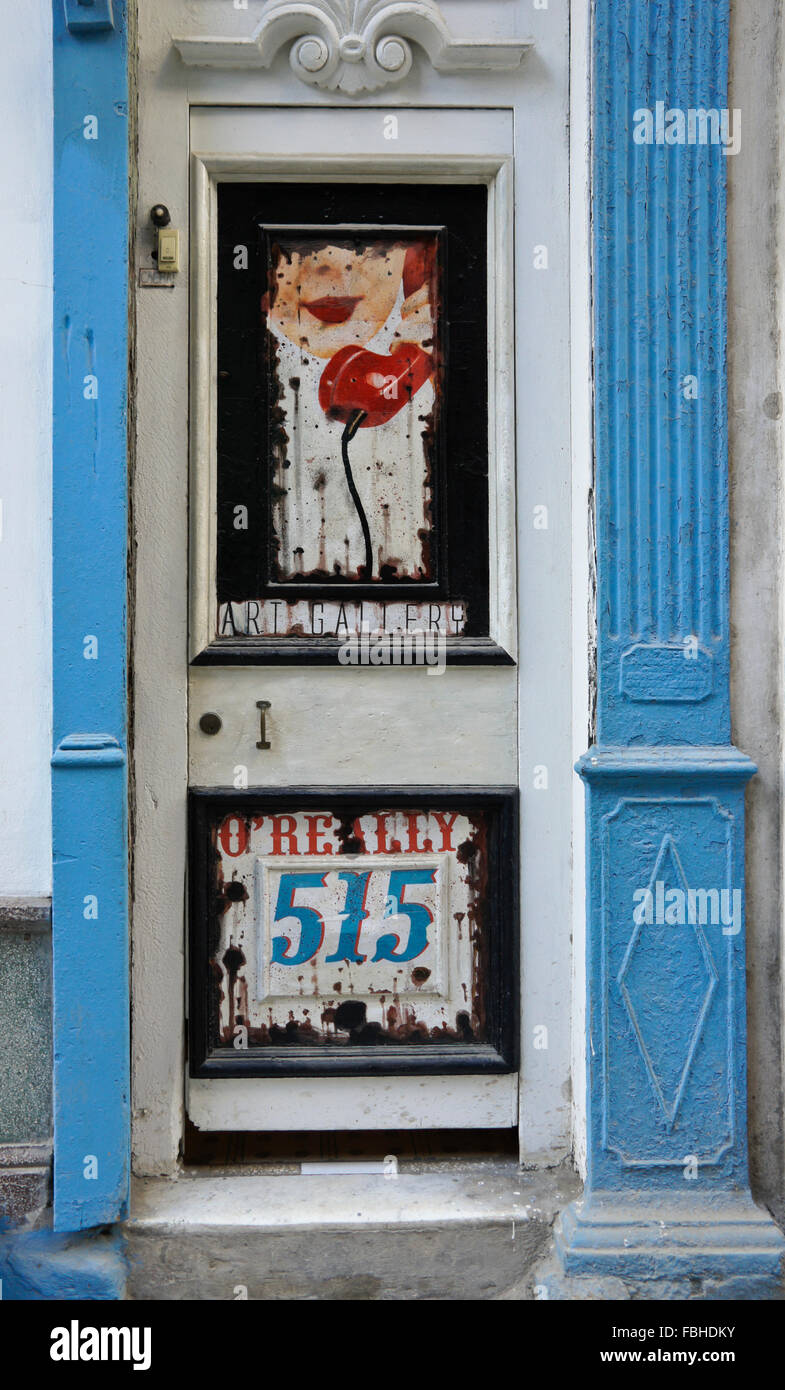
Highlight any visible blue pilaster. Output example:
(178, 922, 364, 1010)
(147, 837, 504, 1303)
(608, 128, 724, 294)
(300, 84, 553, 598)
(51, 0, 130, 1232)
(555, 0, 785, 1285)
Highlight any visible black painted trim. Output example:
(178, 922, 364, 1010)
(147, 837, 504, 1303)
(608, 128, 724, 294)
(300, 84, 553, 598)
(191, 637, 515, 666)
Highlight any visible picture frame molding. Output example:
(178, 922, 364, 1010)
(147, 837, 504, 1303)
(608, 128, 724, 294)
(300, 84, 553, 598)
(189, 144, 517, 664)
(188, 784, 519, 1078)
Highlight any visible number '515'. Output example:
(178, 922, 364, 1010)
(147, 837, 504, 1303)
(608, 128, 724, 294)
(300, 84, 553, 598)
(271, 869, 435, 967)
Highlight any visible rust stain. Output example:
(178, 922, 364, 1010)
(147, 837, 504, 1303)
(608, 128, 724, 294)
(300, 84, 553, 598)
(221, 940, 246, 1041)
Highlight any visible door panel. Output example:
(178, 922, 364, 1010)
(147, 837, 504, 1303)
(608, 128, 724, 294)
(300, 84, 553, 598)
(189, 790, 518, 1078)
(190, 666, 517, 786)
(188, 1074, 518, 1133)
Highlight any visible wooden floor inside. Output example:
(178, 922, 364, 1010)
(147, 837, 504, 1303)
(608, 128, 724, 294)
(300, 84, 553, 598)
(184, 1120, 518, 1167)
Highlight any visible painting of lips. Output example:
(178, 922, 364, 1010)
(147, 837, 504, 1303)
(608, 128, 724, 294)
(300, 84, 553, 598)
(302, 295, 363, 325)
(263, 228, 441, 585)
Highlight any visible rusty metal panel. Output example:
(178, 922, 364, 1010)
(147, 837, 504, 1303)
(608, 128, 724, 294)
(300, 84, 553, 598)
(189, 790, 518, 1076)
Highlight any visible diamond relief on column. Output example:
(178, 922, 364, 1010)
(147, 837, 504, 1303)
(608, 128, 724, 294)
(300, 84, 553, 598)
(617, 835, 718, 1129)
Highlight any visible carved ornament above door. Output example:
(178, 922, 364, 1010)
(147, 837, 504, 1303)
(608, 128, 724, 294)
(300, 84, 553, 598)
(173, 1, 532, 95)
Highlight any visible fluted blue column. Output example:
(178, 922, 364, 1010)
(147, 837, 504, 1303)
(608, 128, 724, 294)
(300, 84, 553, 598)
(555, 0, 785, 1287)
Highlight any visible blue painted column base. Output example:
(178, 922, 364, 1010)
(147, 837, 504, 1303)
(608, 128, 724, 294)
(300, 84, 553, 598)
(0, 1227, 127, 1300)
(555, 1190, 785, 1289)
(562, 748, 785, 1289)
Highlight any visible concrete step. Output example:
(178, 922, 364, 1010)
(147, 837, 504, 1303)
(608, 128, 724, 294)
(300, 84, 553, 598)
(127, 1161, 580, 1301)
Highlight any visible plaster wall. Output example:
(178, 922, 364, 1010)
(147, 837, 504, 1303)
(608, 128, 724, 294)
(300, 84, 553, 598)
(0, 4, 53, 897)
(728, 0, 785, 1222)
(0, 4, 53, 1222)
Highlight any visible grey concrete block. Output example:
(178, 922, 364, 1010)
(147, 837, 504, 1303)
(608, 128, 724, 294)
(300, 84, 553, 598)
(0, 903, 52, 1146)
(0, 1144, 51, 1229)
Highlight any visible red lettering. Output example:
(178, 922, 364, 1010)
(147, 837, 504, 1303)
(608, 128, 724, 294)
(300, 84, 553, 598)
(270, 815, 299, 855)
(406, 812, 428, 853)
(432, 812, 459, 852)
(373, 813, 401, 854)
(219, 816, 248, 858)
(305, 814, 333, 856)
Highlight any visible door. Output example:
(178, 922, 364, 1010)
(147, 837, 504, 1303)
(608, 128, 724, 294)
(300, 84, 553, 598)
(186, 106, 519, 1130)
(131, 0, 575, 1172)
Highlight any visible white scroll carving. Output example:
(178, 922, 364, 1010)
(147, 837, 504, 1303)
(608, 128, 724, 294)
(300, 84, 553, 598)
(173, 1, 531, 95)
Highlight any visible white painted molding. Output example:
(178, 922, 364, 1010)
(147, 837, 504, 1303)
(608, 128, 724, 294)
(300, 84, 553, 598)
(186, 113, 517, 664)
(173, 1, 532, 95)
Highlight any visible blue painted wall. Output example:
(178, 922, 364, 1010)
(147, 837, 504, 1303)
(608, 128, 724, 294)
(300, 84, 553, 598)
(51, 0, 130, 1232)
(0, 1227, 126, 1300)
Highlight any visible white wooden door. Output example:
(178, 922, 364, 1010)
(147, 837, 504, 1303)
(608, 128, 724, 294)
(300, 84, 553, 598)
(131, 0, 575, 1169)
(186, 106, 518, 1130)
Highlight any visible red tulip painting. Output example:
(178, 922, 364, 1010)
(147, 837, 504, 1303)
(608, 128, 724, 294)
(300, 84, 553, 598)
(262, 231, 441, 584)
(318, 342, 434, 428)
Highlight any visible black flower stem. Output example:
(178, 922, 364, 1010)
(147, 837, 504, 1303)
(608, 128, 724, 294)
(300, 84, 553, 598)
(341, 408, 372, 579)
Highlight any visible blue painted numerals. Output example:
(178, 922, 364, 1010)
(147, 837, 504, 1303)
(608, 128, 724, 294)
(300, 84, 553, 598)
(372, 869, 435, 963)
(325, 871, 371, 963)
(271, 872, 328, 965)
(272, 868, 435, 966)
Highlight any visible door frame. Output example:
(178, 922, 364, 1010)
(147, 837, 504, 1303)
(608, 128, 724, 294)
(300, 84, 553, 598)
(131, 0, 578, 1177)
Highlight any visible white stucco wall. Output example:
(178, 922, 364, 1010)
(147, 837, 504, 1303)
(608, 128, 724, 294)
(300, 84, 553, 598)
(0, 6, 52, 895)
